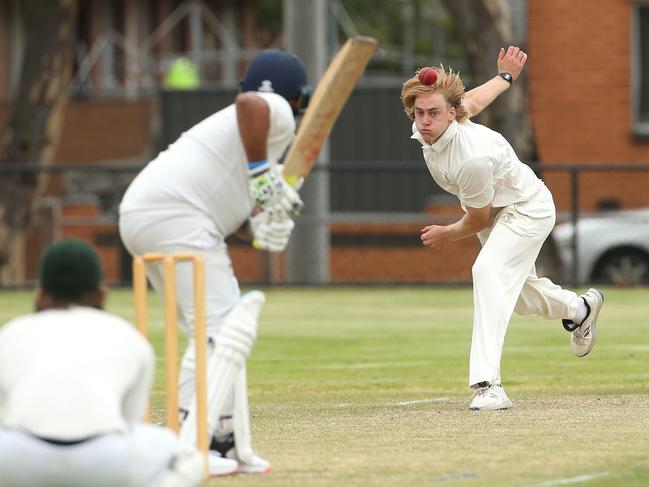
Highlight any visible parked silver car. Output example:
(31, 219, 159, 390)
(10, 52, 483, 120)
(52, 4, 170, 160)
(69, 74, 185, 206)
(551, 208, 649, 285)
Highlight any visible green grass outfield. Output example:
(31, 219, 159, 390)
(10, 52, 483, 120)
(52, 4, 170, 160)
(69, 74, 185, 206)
(1, 286, 648, 486)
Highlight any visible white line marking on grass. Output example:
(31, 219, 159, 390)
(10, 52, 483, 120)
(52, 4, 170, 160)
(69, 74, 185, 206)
(431, 471, 478, 481)
(610, 344, 649, 351)
(331, 398, 450, 408)
(317, 360, 430, 369)
(393, 398, 450, 406)
(523, 472, 609, 487)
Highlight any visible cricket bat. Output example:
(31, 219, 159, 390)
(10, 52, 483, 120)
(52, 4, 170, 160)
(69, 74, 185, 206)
(282, 35, 378, 183)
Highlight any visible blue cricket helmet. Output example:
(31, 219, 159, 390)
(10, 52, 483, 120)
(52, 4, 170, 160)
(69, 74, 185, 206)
(240, 49, 311, 105)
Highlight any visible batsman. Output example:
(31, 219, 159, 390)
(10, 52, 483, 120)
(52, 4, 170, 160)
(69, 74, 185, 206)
(119, 49, 311, 475)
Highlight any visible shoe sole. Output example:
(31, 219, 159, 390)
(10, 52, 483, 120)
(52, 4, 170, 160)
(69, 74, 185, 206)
(572, 288, 603, 357)
(239, 465, 272, 475)
(469, 402, 513, 411)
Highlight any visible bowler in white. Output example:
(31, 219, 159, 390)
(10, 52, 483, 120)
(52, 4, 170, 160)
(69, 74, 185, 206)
(401, 47, 604, 411)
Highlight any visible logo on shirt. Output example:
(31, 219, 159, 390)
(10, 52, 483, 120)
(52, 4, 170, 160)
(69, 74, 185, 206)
(443, 171, 450, 183)
(258, 80, 274, 92)
(501, 213, 514, 224)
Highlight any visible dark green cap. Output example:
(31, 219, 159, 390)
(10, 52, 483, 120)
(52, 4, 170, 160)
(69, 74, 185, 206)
(39, 239, 103, 300)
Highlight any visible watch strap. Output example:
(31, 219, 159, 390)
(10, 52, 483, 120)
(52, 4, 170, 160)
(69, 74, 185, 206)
(497, 72, 513, 84)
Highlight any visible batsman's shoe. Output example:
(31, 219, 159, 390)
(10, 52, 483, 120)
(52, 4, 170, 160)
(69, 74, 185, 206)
(569, 288, 604, 357)
(226, 450, 271, 474)
(211, 433, 271, 475)
(207, 452, 239, 477)
(469, 383, 513, 411)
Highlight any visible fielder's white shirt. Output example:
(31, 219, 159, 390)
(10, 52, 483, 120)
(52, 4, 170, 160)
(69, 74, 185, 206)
(412, 120, 544, 211)
(0, 307, 154, 440)
(120, 91, 296, 237)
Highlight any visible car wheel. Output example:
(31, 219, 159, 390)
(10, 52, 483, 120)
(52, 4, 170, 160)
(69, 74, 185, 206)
(592, 248, 649, 285)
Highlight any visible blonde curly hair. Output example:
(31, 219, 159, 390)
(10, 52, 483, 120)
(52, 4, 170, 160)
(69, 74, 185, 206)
(401, 66, 468, 122)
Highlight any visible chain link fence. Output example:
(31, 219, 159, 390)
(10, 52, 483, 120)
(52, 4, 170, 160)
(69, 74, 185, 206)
(1, 162, 648, 287)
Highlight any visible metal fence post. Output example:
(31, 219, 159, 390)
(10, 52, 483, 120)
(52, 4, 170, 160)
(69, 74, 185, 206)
(570, 165, 580, 286)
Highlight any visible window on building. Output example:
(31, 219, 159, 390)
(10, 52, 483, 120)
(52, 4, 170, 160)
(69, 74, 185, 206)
(633, 4, 649, 135)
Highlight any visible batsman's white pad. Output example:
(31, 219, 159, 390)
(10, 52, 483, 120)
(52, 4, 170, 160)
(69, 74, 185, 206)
(179, 291, 265, 446)
(232, 367, 254, 462)
(211, 368, 266, 468)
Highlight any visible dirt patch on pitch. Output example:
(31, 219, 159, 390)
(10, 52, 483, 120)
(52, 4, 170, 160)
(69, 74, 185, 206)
(215, 394, 649, 487)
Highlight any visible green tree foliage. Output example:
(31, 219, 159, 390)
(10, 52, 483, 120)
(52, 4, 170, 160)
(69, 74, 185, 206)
(331, 0, 465, 75)
(251, 0, 465, 75)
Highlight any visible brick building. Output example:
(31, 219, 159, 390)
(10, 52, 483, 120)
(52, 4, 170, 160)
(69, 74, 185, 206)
(528, 0, 649, 211)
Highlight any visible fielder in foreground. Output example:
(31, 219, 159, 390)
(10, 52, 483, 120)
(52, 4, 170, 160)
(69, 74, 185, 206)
(402, 47, 604, 411)
(119, 49, 310, 475)
(0, 239, 204, 487)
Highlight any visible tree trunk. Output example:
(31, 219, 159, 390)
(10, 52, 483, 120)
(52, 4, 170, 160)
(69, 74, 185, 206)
(440, 0, 534, 162)
(0, 0, 77, 284)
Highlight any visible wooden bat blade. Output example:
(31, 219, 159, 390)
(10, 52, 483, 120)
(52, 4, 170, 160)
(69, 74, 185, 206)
(282, 36, 378, 179)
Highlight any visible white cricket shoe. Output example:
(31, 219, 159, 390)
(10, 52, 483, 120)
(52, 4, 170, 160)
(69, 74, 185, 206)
(469, 383, 513, 411)
(207, 452, 239, 476)
(226, 450, 271, 474)
(211, 433, 271, 475)
(570, 288, 604, 357)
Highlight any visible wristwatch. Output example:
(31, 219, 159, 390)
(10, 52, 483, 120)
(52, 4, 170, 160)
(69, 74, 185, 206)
(498, 72, 513, 84)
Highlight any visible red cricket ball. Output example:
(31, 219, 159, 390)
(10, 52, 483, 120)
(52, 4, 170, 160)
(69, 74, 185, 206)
(418, 67, 437, 86)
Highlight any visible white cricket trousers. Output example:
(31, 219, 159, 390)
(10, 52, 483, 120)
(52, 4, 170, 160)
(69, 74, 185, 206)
(469, 185, 582, 386)
(0, 424, 194, 487)
(119, 208, 241, 427)
(119, 208, 241, 339)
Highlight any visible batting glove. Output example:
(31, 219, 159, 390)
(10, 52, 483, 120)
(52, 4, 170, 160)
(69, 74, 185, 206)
(249, 210, 295, 252)
(249, 163, 303, 219)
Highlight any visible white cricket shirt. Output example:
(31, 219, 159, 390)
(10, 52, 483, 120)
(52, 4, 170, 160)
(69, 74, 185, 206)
(412, 120, 543, 210)
(120, 91, 296, 237)
(0, 307, 154, 440)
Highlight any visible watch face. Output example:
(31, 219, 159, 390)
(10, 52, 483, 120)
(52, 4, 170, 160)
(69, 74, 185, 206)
(499, 72, 513, 83)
